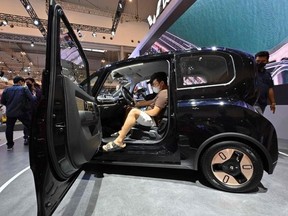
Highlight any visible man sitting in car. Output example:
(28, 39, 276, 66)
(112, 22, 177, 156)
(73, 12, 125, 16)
(102, 72, 168, 152)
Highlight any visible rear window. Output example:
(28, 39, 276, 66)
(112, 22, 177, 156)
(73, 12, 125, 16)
(177, 55, 234, 88)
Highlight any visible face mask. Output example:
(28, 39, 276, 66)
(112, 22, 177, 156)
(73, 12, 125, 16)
(152, 86, 160, 93)
(256, 63, 266, 72)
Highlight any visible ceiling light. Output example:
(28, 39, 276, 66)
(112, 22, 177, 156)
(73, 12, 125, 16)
(83, 48, 106, 53)
(31, 41, 34, 47)
(26, 4, 31, 10)
(119, 3, 122, 9)
(92, 32, 97, 37)
(3, 19, 8, 26)
(33, 19, 39, 26)
(111, 31, 115, 36)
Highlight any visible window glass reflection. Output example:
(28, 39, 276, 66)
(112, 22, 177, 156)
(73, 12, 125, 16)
(59, 23, 87, 84)
(178, 55, 232, 88)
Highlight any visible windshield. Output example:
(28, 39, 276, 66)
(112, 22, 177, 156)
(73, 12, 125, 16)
(96, 59, 170, 103)
(97, 73, 131, 103)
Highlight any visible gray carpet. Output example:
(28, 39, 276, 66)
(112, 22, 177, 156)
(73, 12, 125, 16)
(0, 135, 287, 216)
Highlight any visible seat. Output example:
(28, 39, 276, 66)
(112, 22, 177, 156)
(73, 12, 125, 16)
(129, 108, 168, 140)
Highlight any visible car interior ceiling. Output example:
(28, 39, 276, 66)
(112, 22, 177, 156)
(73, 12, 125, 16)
(112, 60, 170, 85)
(100, 60, 170, 142)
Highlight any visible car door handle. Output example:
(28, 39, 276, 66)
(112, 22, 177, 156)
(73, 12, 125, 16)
(55, 122, 66, 128)
(55, 122, 66, 133)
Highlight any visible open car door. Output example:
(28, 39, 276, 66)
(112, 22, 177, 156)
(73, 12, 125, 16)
(29, 1, 102, 215)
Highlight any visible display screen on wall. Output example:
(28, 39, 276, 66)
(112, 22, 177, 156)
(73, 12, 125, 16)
(149, 0, 288, 86)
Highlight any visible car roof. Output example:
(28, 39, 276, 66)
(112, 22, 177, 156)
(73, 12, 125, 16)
(100, 47, 253, 72)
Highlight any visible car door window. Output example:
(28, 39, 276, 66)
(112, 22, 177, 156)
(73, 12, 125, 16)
(177, 54, 234, 88)
(60, 28, 88, 84)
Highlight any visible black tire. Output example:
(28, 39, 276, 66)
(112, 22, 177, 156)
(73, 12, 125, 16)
(201, 141, 263, 193)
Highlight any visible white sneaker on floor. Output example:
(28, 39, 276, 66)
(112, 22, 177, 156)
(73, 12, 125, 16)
(7, 146, 14, 151)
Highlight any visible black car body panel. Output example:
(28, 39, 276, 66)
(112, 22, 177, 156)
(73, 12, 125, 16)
(88, 48, 278, 193)
(89, 48, 278, 174)
(177, 100, 278, 172)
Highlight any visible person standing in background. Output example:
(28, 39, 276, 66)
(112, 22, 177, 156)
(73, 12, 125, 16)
(23, 77, 42, 145)
(254, 51, 276, 114)
(25, 78, 42, 103)
(1, 76, 36, 150)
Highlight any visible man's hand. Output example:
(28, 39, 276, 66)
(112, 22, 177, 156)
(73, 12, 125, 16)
(145, 106, 161, 117)
(135, 99, 153, 108)
(270, 103, 276, 114)
(268, 88, 276, 114)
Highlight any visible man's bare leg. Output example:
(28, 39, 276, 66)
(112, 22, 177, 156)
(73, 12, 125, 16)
(114, 108, 141, 146)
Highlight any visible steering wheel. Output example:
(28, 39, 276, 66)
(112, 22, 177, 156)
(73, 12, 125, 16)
(120, 86, 135, 106)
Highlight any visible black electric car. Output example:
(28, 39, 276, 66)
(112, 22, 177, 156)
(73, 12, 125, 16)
(29, 1, 278, 215)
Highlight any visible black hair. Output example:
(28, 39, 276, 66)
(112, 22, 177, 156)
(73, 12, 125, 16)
(149, 72, 167, 85)
(255, 51, 270, 60)
(25, 77, 35, 83)
(13, 76, 25, 84)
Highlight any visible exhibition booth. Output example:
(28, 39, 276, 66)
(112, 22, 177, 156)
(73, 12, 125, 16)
(0, 1, 287, 216)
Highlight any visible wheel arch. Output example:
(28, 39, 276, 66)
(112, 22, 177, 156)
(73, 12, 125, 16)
(194, 133, 274, 174)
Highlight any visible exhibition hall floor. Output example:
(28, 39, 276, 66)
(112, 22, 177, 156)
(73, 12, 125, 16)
(0, 131, 287, 216)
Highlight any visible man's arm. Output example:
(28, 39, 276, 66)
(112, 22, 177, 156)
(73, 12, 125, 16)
(268, 87, 276, 113)
(135, 99, 153, 108)
(24, 87, 36, 101)
(145, 89, 167, 117)
(145, 106, 161, 117)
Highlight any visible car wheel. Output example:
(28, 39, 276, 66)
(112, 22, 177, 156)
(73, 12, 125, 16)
(201, 141, 263, 193)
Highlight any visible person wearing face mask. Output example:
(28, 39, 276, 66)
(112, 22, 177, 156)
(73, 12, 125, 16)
(102, 72, 168, 152)
(254, 51, 276, 114)
(23, 78, 42, 145)
(25, 78, 42, 103)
